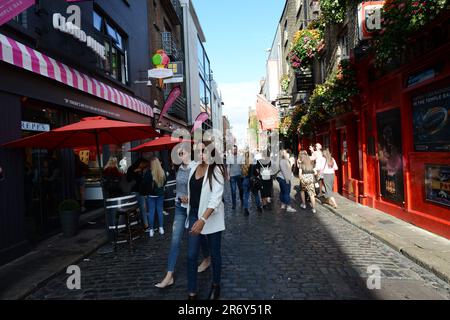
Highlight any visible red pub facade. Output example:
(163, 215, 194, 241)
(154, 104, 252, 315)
(299, 10, 450, 239)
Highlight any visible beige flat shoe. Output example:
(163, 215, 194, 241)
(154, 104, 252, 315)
(198, 259, 211, 273)
(155, 277, 174, 288)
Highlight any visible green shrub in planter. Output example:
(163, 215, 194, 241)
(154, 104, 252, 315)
(59, 199, 81, 237)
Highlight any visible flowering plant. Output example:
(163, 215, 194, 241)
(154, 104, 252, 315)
(307, 60, 359, 122)
(374, 0, 449, 66)
(288, 29, 324, 70)
(320, 0, 348, 24)
(280, 75, 291, 93)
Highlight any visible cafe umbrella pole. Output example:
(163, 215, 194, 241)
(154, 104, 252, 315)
(94, 130, 114, 254)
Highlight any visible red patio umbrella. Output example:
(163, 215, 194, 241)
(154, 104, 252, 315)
(129, 135, 192, 153)
(3, 116, 160, 150)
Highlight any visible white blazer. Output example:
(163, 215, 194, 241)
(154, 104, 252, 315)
(186, 164, 225, 235)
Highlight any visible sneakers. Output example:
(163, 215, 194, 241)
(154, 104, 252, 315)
(286, 206, 297, 213)
(159, 227, 165, 235)
(280, 204, 287, 210)
(300, 204, 307, 210)
(149, 229, 154, 237)
(312, 209, 316, 214)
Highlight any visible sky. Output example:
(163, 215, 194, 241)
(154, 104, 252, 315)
(192, 0, 286, 147)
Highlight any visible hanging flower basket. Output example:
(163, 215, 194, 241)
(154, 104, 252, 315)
(288, 29, 324, 70)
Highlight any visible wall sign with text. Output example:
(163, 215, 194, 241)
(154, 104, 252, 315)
(357, 1, 385, 41)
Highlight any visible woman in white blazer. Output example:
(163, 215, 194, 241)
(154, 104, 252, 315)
(186, 141, 225, 300)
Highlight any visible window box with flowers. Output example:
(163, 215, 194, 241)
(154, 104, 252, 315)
(288, 29, 324, 70)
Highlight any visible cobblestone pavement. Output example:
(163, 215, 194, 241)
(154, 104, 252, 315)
(28, 183, 450, 300)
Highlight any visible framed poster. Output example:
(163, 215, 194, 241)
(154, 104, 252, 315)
(425, 164, 450, 208)
(412, 85, 450, 152)
(376, 109, 405, 203)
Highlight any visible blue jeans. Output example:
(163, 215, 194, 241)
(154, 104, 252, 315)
(230, 175, 243, 207)
(242, 177, 261, 209)
(146, 195, 164, 229)
(132, 192, 147, 226)
(187, 208, 222, 293)
(167, 203, 210, 273)
(276, 177, 291, 205)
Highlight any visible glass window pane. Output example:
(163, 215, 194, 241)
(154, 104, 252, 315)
(116, 33, 123, 50)
(93, 11, 102, 31)
(106, 23, 118, 42)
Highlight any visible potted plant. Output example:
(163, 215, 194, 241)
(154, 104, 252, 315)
(59, 199, 81, 237)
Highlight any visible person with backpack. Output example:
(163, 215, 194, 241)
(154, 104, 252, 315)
(241, 151, 263, 216)
(142, 158, 167, 237)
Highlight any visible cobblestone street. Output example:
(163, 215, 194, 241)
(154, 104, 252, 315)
(28, 184, 450, 300)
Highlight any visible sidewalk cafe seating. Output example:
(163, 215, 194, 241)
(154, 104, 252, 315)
(105, 194, 143, 251)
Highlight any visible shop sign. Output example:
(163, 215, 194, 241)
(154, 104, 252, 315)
(412, 85, 450, 152)
(357, 1, 385, 41)
(52, 6, 106, 60)
(376, 108, 405, 203)
(0, 0, 35, 27)
(21, 121, 50, 132)
(425, 164, 450, 208)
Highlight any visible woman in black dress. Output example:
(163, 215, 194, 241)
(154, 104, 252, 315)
(256, 152, 273, 211)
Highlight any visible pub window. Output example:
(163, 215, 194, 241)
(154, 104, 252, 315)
(93, 10, 129, 85)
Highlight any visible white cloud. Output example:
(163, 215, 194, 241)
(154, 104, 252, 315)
(219, 81, 260, 148)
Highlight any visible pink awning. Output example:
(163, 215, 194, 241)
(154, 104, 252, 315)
(0, 33, 153, 117)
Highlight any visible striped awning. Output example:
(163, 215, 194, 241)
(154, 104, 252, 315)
(0, 33, 153, 117)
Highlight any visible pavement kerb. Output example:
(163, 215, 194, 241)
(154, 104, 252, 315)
(317, 200, 450, 284)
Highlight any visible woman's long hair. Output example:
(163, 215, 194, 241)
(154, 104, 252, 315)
(105, 157, 118, 169)
(323, 149, 334, 167)
(150, 158, 166, 188)
(299, 153, 313, 172)
(202, 140, 225, 190)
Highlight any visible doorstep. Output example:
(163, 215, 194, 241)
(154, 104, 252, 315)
(0, 208, 107, 300)
(317, 194, 450, 284)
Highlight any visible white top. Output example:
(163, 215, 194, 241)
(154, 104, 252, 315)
(186, 164, 225, 235)
(316, 157, 338, 174)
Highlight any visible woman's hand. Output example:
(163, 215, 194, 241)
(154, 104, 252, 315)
(190, 219, 205, 236)
(180, 196, 189, 204)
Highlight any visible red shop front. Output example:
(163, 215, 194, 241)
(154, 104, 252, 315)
(355, 40, 450, 239)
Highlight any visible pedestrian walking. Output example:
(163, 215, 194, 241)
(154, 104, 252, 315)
(311, 143, 325, 196)
(276, 149, 296, 213)
(227, 145, 244, 209)
(155, 147, 210, 289)
(321, 149, 338, 209)
(126, 158, 149, 231)
(187, 141, 225, 300)
(298, 152, 317, 213)
(241, 151, 263, 215)
(142, 158, 167, 237)
(256, 151, 274, 211)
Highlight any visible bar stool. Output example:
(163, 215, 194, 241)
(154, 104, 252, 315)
(106, 194, 143, 251)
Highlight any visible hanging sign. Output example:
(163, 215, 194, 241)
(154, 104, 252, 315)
(358, 1, 385, 41)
